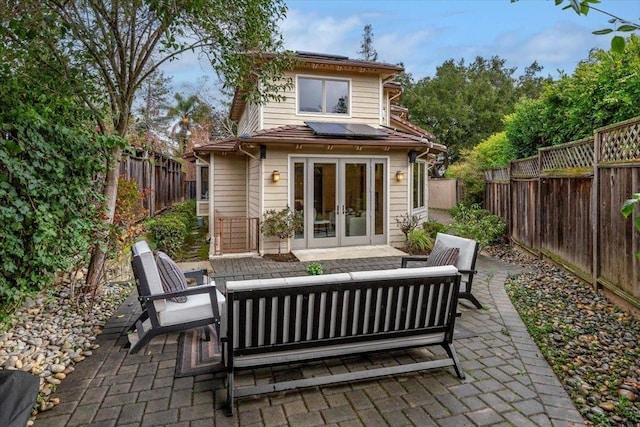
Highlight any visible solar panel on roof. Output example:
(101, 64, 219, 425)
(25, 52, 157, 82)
(342, 123, 389, 137)
(305, 122, 388, 139)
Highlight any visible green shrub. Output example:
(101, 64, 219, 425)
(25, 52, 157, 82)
(422, 221, 448, 240)
(449, 203, 506, 249)
(164, 211, 192, 229)
(406, 228, 434, 254)
(149, 216, 187, 257)
(261, 207, 302, 255)
(307, 262, 324, 275)
(171, 200, 196, 225)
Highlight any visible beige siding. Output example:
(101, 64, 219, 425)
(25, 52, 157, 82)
(260, 149, 291, 254)
(247, 157, 260, 219)
(239, 103, 261, 135)
(389, 152, 409, 248)
(262, 71, 381, 129)
(212, 155, 248, 253)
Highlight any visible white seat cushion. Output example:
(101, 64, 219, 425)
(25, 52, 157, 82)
(158, 288, 225, 327)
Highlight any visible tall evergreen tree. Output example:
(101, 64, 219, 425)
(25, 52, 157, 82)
(358, 24, 378, 61)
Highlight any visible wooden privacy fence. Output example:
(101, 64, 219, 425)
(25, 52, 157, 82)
(119, 149, 184, 217)
(485, 116, 640, 311)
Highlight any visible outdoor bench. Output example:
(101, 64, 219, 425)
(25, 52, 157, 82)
(222, 265, 465, 416)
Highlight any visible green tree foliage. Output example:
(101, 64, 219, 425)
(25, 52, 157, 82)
(402, 56, 547, 163)
(447, 131, 517, 204)
(2, 0, 293, 291)
(550, 0, 639, 52)
(167, 93, 211, 155)
(358, 24, 378, 61)
(261, 207, 302, 254)
(506, 35, 640, 156)
(134, 69, 172, 140)
(0, 35, 117, 310)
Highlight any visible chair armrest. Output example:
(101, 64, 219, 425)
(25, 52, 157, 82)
(140, 284, 218, 302)
(401, 256, 429, 268)
(183, 269, 208, 286)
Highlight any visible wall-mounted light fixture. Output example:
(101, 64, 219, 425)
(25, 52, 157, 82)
(272, 170, 280, 183)
(396, 171, 405, 182)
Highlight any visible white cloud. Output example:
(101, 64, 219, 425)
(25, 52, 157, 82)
(281, 9, 363, 55)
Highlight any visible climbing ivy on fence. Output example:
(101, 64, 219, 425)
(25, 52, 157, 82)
(0, 72, 119, 315)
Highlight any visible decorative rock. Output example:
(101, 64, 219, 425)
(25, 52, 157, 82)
(599, 401, 616, 412)
(619, 388, 637, 402)
(50, 364, 65, 373)
(53, 373, 66, 380)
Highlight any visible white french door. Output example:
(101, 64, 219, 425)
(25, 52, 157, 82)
(291, 157, 387, 249)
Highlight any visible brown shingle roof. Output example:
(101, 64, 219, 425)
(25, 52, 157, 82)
(194, 124, 446, 155)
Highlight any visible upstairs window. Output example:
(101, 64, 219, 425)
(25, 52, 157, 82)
(298, 77, 349, 115)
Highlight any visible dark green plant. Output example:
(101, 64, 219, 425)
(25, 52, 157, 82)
(149, 217, 187, 257)
(621, 192, 640, 260)
(406, 228, 434, 254)
(171, 200, 197, 225)
(261, 207, 303, 255)
(0, 39, 114, 313)
(422, 220, 448, 238)
(306, 262, 324, 275)
(449, 203, 506, 249)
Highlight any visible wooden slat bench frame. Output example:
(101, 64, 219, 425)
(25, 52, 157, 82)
(223, 266, 465, 416)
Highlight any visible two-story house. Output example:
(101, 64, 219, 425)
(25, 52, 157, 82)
(192, 52, 446, 256)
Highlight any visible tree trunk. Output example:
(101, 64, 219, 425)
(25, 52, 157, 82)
(85, 145, 122, 291)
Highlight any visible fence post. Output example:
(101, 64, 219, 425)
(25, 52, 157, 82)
(592, 129, 600, 291)
(537, 153, 542, 257)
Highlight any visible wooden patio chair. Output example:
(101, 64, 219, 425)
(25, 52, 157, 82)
(401, 232, 481, 308)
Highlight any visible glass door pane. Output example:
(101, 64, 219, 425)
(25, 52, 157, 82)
(309, 161, 338, 247)
(342, 162, 369, 245)
(293, 162, 305, 240)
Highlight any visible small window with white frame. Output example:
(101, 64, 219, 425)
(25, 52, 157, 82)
(298, 76, 350, 115)
(412, 160, 426, 212)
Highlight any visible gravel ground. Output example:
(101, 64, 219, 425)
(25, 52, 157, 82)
(0, 274, 133, 423)
(487, 244, 640, 426)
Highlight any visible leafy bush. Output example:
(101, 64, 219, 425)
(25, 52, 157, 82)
(149, 216, 187, 257)
(170, 200, 196, 226)
(422, 221, 448, 239)
(112, 176, 148, 251)
(449, 203, 506, 249)
(406, 228, 434, 254)
(446, 131, 516, 205)
(394, 213, 421, 241)
(0, 60, 115, 313)
(306, 262, 324, 275)
(261, 207, 302, 254)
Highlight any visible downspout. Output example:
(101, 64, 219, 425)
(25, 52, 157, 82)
(237, 142, 263, 255)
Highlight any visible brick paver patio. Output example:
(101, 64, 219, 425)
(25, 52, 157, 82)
(35, 254, 584, 426)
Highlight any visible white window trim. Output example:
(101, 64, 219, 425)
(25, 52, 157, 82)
(412, 160, 427, 214)
(295, 74, 352, 118)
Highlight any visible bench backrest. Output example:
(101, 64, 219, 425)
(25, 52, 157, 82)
(131, 241, 167, 312)
(226, 266, 460, 356)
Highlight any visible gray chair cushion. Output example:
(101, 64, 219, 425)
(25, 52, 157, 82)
(424, 241, 460, 267)
(156, 251, 188, 303)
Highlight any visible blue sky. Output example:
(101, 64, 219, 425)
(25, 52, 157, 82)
(164, 0, 639, 91)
